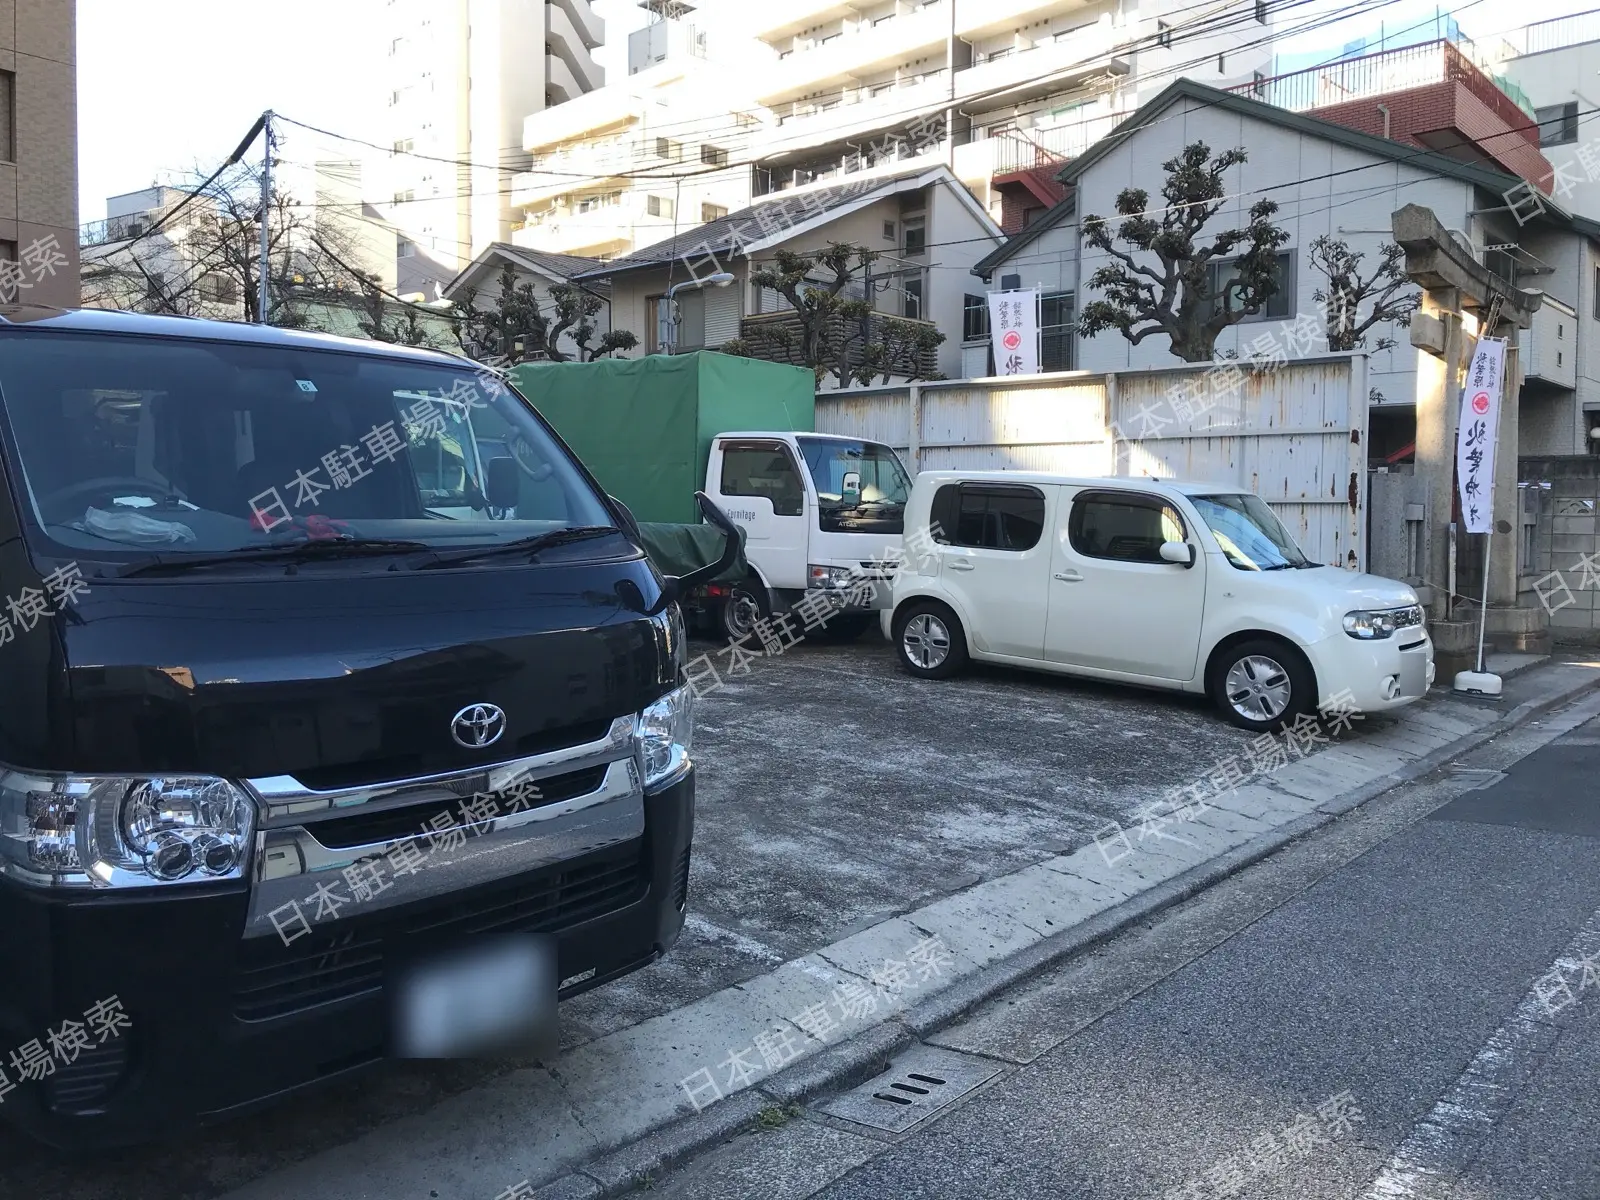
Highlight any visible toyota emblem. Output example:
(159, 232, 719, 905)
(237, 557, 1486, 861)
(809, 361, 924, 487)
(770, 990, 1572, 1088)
(451, 703, 507, 749)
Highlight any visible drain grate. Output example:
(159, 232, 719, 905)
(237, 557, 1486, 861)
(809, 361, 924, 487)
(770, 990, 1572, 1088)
(819, 1044, 1002, 1134)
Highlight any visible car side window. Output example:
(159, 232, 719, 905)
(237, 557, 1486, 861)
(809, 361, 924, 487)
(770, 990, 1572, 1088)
(933, 484, 1045, 551)
(1069, 492, 1187, 563)
(719, 440, 805, 517)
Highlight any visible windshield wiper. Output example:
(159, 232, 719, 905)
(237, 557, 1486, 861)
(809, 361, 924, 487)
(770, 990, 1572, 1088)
(413, 525, 622, 569)
(113, 538, 435, 578)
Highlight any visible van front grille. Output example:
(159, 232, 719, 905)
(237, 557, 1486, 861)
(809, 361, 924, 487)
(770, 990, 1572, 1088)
(231, 847, 647, 1021)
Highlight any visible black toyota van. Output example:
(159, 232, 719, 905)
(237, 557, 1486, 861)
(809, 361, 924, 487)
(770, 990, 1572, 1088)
(0, 307, 734, 1147)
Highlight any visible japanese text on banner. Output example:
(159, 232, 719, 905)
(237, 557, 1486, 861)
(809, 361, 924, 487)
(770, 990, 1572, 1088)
(1455, 336, 1505, 535)
(987, 288, 1040, 377)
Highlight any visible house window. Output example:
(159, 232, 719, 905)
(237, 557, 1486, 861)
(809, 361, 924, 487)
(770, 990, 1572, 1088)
(647, 194, 675, 218)
(1022, 205, 1046, 228)
(1252, 71, 1266, 99)
(0, 71, 14, 163)
(1217, 53, 1226, 73)
(392, 189, 415, 204)
(903, 276, 924, 319)
(1255, 0, 1268, 21)
(884, 220, 897, 240)
(1041, 291, 1074, 370)
(199, 273, 239, 303)
(1206, 251, 1294, 321)
(1157, 20, 1171, 48)
(1593, 264, 1600, 319)
(392, 138, 414, 155)
(397, 238, 416, 258)
(903, 219, 926, 256)
(962, 293, 990, 341)
(701, 144, 729, 167)
(702, 202, 728, 222)
(1537, 103, 1579, 147)
(653, 137, 682, 160)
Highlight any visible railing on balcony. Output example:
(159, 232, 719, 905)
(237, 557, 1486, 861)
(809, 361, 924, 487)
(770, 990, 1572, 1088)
(739, 309, 941, 380)
(1233, 39, 1536, 131)
(991, 115, 1124, 173)
(1513, 7, 1600, 55)
(80, 212, 164, 247)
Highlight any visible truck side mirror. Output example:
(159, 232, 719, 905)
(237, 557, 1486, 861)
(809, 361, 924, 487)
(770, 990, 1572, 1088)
(842, 470, 861, 503)
(485, 457, 520, 510)
(1159, 541, 1196, 568)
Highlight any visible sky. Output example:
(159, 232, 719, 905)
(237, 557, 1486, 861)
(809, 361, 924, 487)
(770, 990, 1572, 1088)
(75, 0, 1594, 223)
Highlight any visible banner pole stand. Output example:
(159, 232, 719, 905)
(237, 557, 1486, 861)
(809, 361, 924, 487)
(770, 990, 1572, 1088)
(1454, 321, 1506, 699)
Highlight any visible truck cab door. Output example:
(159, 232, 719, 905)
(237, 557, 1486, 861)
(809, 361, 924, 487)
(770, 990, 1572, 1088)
(710, 437, 810, 590)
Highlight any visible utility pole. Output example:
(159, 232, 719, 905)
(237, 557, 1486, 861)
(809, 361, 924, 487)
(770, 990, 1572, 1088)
(257, 110, 273, 324)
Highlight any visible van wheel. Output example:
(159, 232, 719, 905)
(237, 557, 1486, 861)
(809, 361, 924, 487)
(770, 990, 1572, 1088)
(1210, 638, 1314, 732)
(893, 602, 967, 679)
(720, 580, 767, 644)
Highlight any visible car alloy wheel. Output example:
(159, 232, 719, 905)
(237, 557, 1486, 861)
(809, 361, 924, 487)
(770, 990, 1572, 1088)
(1223, 654, 1292, 723)
(902, 612, 951, 670)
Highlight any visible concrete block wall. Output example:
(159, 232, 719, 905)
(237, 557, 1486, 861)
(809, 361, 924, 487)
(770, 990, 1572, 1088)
(1520, 455, 1600, 641)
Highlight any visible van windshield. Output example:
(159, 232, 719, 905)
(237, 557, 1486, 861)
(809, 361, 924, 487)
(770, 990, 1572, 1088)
(1189, 492, 1313, 571)
(0, 331, 615, 563)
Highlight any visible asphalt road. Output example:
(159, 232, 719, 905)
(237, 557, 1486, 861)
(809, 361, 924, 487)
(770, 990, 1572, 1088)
(646, 691, 1600, 1199)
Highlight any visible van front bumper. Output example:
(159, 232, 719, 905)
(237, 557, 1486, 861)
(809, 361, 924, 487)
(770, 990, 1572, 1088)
(1304, 630, 1436, 713)
(0, 769, 694, 1150)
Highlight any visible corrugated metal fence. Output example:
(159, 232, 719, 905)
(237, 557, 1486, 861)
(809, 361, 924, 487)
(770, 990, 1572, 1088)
(816, 354, 1370, 570)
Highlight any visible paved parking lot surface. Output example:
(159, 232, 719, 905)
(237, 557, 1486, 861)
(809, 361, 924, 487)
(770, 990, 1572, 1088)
(0, 633, 1405, 1200)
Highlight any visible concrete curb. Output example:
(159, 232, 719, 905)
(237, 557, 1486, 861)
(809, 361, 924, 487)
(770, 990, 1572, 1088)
(532, 667, 1600, 1200)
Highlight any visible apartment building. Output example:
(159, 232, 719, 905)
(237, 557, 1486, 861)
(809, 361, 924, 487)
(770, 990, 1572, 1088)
(739, 0, 1276, 233)
(1501, 10, 1600, 222)
(3, 1, 77, 307)
(381, 0, 605, 271)
(508, 2, 758, 261)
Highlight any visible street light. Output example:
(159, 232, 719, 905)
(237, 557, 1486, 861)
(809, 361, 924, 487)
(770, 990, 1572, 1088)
(665, 272, 735, 354)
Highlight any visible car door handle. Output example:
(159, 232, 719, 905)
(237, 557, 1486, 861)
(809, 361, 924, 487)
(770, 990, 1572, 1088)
(1053, 570, 1083, 583)
(948, 560, 976, 572)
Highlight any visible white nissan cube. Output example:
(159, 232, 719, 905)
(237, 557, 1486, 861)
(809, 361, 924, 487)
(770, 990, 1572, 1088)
(885, 472, 1435, 731)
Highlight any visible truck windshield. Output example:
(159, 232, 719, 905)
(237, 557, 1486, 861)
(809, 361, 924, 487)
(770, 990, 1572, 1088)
(0, 331, 614, 563)
(1189, 493, 1313, 571)
(796, 437, 911, 535)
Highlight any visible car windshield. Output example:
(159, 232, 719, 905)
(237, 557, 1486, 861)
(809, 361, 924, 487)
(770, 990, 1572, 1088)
(796, 436, 911, 534)
(1189, 492, 1313, 571)
(0, 330, 615, 564)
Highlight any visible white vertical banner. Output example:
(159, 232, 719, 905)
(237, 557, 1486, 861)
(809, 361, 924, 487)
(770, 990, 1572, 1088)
(988, 288, 1040, 376)
(1455, 336, 1506, 535)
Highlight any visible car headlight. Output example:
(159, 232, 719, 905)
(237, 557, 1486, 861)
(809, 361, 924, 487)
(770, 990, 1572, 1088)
(0, 767, 257, 888)
(1343, 605, 1422, 640)
(809, 564, 855, 589)
(636, 684, 694, 789)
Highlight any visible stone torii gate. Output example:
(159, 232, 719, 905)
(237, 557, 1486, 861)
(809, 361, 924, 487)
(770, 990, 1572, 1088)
(1390, 203, 1546, 676)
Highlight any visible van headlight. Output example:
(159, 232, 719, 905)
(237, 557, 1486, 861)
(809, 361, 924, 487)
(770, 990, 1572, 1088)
(0, 768, 257, 888)
(1343, 605, 1423, 640)
(635, 685, 694, 789)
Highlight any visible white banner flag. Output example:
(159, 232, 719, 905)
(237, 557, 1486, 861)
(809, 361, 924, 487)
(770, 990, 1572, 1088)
(1455, 336, 1506, 535)
(988, 288, 1040, 376)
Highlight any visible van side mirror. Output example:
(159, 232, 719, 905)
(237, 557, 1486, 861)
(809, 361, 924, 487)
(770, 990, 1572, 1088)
(645, 492, 744, 615)
(1159, 541, 1196, 568)
(485, 457, 520, 510)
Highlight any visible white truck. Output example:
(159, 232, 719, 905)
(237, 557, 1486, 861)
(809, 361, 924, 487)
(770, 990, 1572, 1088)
(700, 431, 913, 642)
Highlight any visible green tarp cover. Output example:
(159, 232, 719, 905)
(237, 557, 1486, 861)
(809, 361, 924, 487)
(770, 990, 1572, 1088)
(512, 352, 815, 525)
(637, 521, 747, 582)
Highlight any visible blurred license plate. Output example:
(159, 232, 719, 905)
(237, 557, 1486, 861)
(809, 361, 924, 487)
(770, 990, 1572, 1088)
(1399, 650, 1427, 698)
(392, 935, 556, 1058)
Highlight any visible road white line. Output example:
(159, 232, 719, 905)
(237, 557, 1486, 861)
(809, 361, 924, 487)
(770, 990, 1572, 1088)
(1360, 907, 1600, 1199)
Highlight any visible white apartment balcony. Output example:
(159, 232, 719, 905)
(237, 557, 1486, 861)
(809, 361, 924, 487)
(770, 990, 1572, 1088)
(764, 74, 950, 161)
(748, 0, 866, 43)
(548, 3, 605, 92)
(955, 22, 1126, 107)
(525, 88, 645, 151)
(510, 195, 682, 257)
(550, 0, 604, 49)
(755, 3, 950, 107)
(511, 140, 649, 208)
(956, 0, 1103, 42)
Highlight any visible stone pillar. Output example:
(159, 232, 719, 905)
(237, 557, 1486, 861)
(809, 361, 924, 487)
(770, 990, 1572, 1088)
(1413, 288, 1463, 622)
(1490, 326, 1522, 608)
